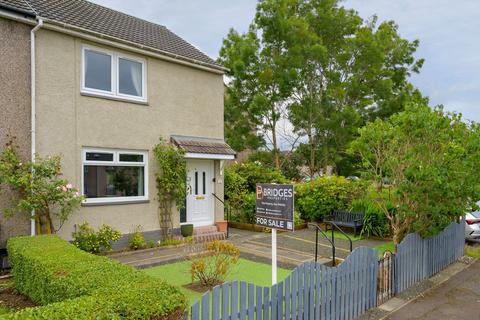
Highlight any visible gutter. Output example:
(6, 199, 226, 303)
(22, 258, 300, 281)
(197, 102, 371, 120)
(0, 8, 36, 25)
(30, 18, 43, 236)
(41, 18, 228, 75)
(0, 5, 35, 19)
(0, 9, 227, 75)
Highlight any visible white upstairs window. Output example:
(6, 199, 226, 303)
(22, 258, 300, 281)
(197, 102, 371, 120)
(81, 46, 147, 102)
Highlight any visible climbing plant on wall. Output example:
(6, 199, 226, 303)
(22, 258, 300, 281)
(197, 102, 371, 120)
(153, 138, 187, 239)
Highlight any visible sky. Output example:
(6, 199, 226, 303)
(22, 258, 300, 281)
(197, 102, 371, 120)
(91, 0, 480, 122)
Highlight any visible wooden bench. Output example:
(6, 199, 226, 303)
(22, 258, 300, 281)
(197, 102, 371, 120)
(324, 210, 364, 235)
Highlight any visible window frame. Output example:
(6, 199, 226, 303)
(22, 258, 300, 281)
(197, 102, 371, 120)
(81, 148, 149, 204)
(81, 46, 147, 103)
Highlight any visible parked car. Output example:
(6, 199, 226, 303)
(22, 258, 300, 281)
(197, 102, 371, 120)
(465, 210, 480, 242)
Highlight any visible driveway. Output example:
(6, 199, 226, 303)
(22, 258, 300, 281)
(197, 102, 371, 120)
(386, 260, 480, 320)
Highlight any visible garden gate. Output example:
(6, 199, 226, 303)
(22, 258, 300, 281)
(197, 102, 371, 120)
(376, 252, 395, 305)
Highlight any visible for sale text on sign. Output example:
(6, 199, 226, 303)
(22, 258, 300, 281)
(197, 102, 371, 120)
(255, 183, 294, 231)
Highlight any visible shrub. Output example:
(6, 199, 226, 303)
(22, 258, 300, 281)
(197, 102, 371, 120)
(247, 151, 303, 180)
(294, 211, 304, 227)
(128, 226, 146, 250)
(240, 192, 256, 224)
(0, 140, 83, 234)
(350, 198, 391, 238)
(228, 161, 288, 192)
(225, 161, 288, 223)
(295, 175, 365, 221)
(190, 241, 240, 288)
(6, 235, 186, 319)
(72, 222, 121, 253)
(224, 167, 248, 209)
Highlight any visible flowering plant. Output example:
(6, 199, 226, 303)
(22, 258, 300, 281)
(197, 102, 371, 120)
(0, 139, 84, 234)
(72, 221, 121, 253)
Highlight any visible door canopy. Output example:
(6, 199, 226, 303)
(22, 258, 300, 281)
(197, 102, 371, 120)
(170, 135, 236, 160)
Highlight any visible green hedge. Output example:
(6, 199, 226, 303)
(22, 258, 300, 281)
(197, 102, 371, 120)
(295, 176, 365, 221)
(5, 235, 186, 319)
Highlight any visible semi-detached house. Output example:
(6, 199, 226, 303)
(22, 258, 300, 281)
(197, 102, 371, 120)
(0, 0, 234, 246)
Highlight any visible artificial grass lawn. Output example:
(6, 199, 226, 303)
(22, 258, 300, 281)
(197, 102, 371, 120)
(144, 258, 291, 305)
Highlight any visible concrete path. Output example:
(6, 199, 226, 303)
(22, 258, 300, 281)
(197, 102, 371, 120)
(228, 227, 389, 267)
(110, 227, 389, 269)
(384, 260, 480, 320)
(108, 245, 190, 268)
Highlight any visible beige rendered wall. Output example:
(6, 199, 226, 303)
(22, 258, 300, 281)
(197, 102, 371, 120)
(0, 18, 32, 246)
(34, 29, 225, 239)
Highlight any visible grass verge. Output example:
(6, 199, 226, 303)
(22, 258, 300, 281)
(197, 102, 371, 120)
(465, 244, 480, 258)
(375, 241, 395, 257)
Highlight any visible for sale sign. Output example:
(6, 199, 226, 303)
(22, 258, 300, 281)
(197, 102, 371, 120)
(255, 183, 294, 231)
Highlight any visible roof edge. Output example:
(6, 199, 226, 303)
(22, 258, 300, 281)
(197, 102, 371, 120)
(40, 17, 227, 74)
(0, 3, 35, 17)
(170, 134, 227, 142)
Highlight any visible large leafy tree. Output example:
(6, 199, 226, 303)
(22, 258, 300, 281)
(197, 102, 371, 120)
(219, 28, 290, 168)
(256, 0, 425, 176)
(350, 103, 480, 248)
(221, 0, 425, 175)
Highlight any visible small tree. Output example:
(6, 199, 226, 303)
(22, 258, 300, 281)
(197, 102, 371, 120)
(350, 103, 480, 249)
(0, 140, 83, 234)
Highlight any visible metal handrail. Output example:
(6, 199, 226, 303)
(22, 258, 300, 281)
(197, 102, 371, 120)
(308, 223, 337, 266)
(324, 221, 353, 253)
(212, 193, 230, 238)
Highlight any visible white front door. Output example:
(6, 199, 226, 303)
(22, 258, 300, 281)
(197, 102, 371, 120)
(186, 159, 214, 226)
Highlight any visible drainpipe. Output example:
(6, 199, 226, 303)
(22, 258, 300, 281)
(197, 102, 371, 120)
(30, 18, 43, 236)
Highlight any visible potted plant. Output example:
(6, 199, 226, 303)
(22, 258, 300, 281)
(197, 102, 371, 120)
(216, 220, 228, 233)
(181, 224, 194, 237)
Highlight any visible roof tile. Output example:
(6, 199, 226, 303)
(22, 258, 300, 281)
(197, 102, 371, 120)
(171, 135, 236, 156)
(0, 0, 223, 70)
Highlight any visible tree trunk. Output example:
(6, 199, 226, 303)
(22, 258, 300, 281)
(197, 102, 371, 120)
(37, 210, 54, 234)
(271, 117, 280, 169)
(307, 130, 316, 178)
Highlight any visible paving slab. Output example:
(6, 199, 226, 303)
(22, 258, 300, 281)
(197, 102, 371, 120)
(108, 245, 189, 268)
(378, 298, 406, 312)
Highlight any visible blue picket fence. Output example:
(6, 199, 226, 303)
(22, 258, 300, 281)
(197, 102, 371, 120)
(191, 247, 378, 320)
(395, 219, 464, 293)
(191, 220, 465, 319)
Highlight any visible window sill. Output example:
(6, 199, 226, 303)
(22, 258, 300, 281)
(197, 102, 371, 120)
(81, 91, 149, 106)
(81, 199, 150, 207)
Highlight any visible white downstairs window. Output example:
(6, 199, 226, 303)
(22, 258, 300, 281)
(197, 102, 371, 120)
(82, 148, 148, 204)
(81, 46, 147, 102)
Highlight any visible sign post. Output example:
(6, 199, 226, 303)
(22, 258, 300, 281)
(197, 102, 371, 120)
(272, 228, 276, 284)
(255, 183, 294, 285)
